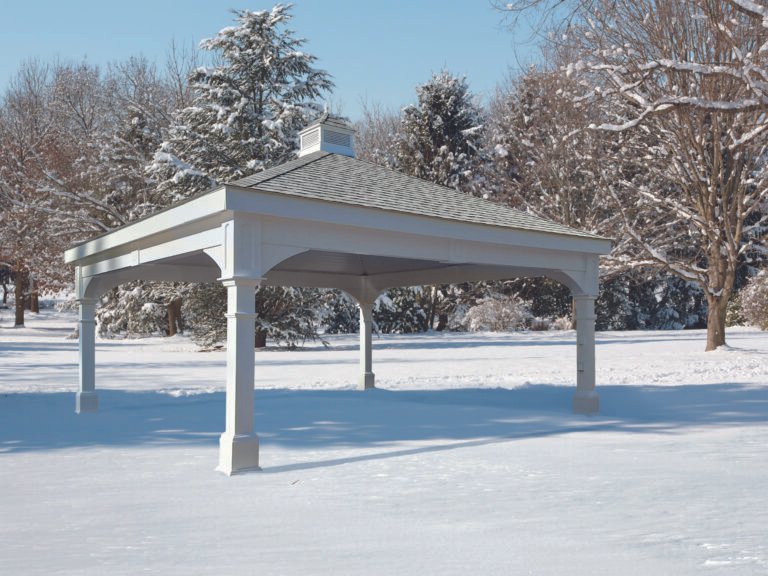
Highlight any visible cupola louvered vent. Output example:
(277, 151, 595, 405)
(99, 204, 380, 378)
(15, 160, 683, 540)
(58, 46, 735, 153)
(323, 129, 351, 148)
(300, 128, 320, 150)
(298, 113, 355, 158)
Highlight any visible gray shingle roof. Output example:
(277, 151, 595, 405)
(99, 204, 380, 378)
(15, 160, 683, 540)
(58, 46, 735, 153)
(230, 151, 602, 240)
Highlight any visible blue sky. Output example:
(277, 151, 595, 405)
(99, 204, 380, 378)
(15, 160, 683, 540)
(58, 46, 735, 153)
(0, 0, 540, 120)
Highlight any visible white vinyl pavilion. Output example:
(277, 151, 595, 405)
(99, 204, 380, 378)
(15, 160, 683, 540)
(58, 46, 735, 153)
(65, 116, 612, 475)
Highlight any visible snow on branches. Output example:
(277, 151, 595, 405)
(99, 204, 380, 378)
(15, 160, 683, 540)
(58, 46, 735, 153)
(147, 4, 333, 199)
(558, 0, 768, 348)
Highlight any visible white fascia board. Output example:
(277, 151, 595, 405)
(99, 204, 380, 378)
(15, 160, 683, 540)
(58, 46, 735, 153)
(65, 188, 228, 264)
(138, 227, 222, 266)
(224, 185, 612, 256)
(256, 213, 597, 272)
(80, 227, 223, 278)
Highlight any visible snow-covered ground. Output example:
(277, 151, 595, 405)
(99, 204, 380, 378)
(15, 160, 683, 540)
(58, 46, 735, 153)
(1, 306, 767, 575)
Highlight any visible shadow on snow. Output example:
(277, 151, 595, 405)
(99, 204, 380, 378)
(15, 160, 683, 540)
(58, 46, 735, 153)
(1, 383, 766, 473)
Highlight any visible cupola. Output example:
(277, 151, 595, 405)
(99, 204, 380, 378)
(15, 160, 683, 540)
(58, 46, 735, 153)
(298, 113, 355, 158)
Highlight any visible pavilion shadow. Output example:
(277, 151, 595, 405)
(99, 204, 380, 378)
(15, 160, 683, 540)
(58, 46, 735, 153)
(1, 383, 765, 466)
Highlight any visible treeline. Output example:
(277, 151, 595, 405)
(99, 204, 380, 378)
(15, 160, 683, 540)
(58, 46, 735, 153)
(0, 48, 196, 325)
(1, 2, 766, 349)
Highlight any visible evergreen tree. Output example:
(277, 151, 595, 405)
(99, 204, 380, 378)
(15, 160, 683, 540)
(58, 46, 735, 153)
(148, 4, 333, 199)
(373, 288, 429, 334)
(318, 290, 360, 334)
(739, 270, 768, 330)
(143, 5, 334, 347)
(397, 70, 484, 194)
(383, 71, 487, 331)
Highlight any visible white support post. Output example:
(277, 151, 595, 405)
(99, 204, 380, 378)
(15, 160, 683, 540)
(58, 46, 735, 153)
(573, 295, 599, 414)
(76, 298, 98, 413)
(359, 301, 375, 390)
(217, 278, 261, 475)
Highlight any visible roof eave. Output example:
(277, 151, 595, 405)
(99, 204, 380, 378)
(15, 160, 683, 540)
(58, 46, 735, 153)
(224, 183, 613, 256)
(65, 186, 229, 264)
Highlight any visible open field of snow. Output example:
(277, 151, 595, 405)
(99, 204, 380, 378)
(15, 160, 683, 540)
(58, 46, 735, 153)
(1, 306, 767, 575)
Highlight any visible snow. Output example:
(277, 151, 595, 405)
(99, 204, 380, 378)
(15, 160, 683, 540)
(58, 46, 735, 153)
(1, 307, 767, 575)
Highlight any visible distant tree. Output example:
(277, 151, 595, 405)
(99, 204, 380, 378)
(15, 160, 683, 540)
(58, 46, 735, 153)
(145, 5, 334, 347)
(381, 71, 487, 331)
(317, 290, 360, 334)
(497, 0, 768, 350)
(595, 272, 707, 331)
(372, 288, 429, 334)
(0, 57, 189, 331)
(0, 61, 69, 326)
(91, 57, 188, 223)
(484, 62, 627, 326)
(181, 283, 324, 349)
(739, 271, 768, 330)
(484, 64, 618, 234)
(354, 102, 401, 168)
(462, 294, 531, 332)
(0, 264, 9, 306)
(40, 58, 186, 234)
(397, 70, 485, 195)
(504, 277, 572, 323)
(148, 4, 333, 199)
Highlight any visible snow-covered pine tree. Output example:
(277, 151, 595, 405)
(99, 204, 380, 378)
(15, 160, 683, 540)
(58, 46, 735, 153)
(384, 71, 487, 331)
(96, 282, 171, 338)
(372, 288, 429, 334)
(595, 271, 707, 331)
(397, 70, 485, 194)
(145, 5, 334, 347)
(317, 290, 360, 334)
(505, 277, 572, 324)
(739, 270, 768, 330)
(148, 4, 333, 198)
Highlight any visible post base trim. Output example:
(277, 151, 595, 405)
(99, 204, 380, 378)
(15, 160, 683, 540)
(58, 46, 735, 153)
(359, 372, 375, 390)
(216, 432, 261, 475)
(75, 391, 99, 413)
(572, 390, 599, 415)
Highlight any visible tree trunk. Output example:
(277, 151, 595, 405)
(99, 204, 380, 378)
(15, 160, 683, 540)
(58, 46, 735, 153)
(424, 286, 437, 331)
(30, 292, 39, 313)
(167, 298, 183, 336)
(436, 313, 448, 331)
(255, 327, 267, 349)
(14, 277, 25, 327)
(705, 294, 728, 351)
(2, 283, 7, 305)
(24, 275, 38, 313)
